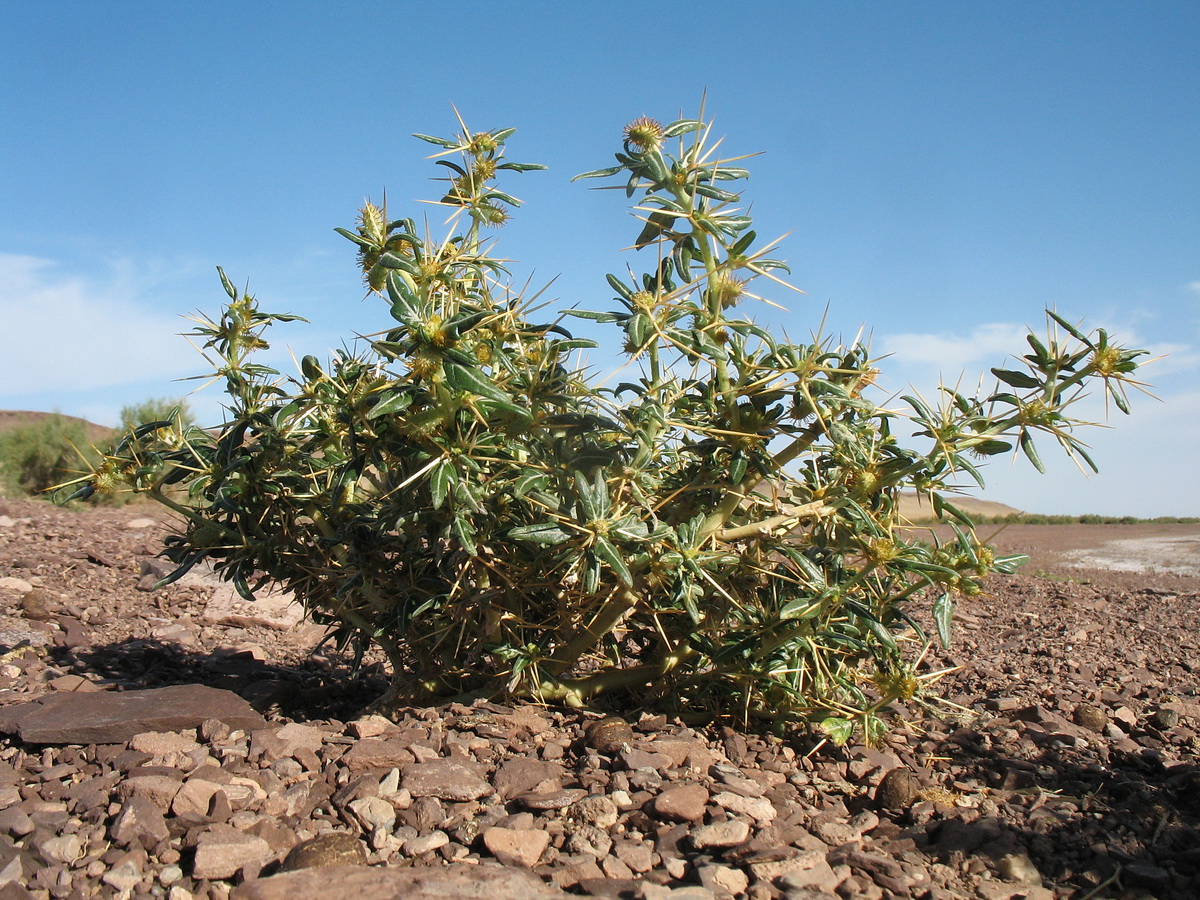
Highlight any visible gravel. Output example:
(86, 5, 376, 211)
(1, 497, 1198, 899)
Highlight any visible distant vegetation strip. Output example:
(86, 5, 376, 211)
(909, 513, 1200, 525)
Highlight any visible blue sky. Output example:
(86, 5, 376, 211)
(1, 2, 1196, 516)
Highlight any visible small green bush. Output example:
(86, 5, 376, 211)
(119, 397, 194, 434)
(0, 415, 98, 498)
(70, 112, 1146, 740)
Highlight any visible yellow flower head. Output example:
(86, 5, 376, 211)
(624, 117, 664, 151)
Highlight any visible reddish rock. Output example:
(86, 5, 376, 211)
(0, 684, 265, 744)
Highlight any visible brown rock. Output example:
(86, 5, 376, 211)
(875, 767, 920, 813)
(1072, 703, 1109, 733)
(18, 590, 55, 622)
(235, 864, 570, 900)
(279, 833, 367, 871)
(0, 684, 266, 743)
(585, 716, 634, 753)
(404, 759, 492, 801)
(492, 757, 564, 800)
(517, 788, 587, 811)
(341, 737, 415, 771)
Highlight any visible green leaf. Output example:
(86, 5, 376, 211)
(818, 716, 855, 746)
(572, 165, 625, 182)
(498, 162, 548, 172)
(574, 469, 609, 522)
(412, 133, 459, 149)
(444, 362, 509, 402)
(592, 535, 633, 587)
(973, 439, 1012, 456)
(662, 119, 702, 138)
(991, 368, 1041, 389)
(512, 471, 547, 498)
(217, 266, 237, 301)
(452, 515, 478, 556)
(932, 494, 974, 527)
(379, 252, 420, 276)
(694, 185, 740, 203)
(1019, 430, 1045, 473)
(367, 391, 413, 418)
(1046, 310, 1094, 347)
(605, 274, 634, 300)
(565, 309, 621, 323)
(992, 553, 1029, 574)
(932, 592, 954, 648)
(508, 522, 573, 545)
(430, 460, 452, 510)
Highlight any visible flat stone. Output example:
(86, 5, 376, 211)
(341, 737, 415, 771)
(404, 759, 492, 801)
(712, 791, 776, 824)
(0, 684, 265, 743)
(517, 788, 586, 811)
(235, 864, 570, 900)
(483, 826, 551, 867)
(403, 830, 449, 857)
(348, 796, 396, 832)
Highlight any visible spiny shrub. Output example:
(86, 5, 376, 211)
(68, 112, 1146, 740)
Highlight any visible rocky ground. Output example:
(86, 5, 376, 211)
(0, 498, 1197, 900)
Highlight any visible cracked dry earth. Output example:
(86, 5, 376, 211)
(0, 498, 1198, 900)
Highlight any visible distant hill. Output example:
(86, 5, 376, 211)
(898, 491, 1026, 522)
(0, 410, 116, 445)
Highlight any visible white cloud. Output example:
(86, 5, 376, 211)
(876, 322, 1028, 373)
(0, 253, 198, 399)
